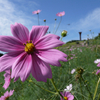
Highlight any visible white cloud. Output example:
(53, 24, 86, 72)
(0, 0, 38, 36)
(70, 8, 100, 32)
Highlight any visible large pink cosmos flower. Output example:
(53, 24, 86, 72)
(56, 11, 65, 17)
(3, 70, 11, 90)
(0, 90, 14, 100)
(60, 91, 74, 100)
(0, 23, 67, 82)
(32, 10, 41, 14)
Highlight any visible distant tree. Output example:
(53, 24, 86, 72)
(94, 33, 100, 40)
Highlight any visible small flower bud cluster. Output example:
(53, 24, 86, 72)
(75, 67, 84, 80)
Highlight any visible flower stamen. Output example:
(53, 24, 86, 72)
(64, 96, 68, 100)
(23, 40, 35, 54)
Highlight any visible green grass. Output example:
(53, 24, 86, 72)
(0, 38, 100, 100)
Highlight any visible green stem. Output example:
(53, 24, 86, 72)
(69, 61, 71, 74)
(97, 93, 100, 100)
(50, 78, 65, 100)
(60, 36, 63, 41)
(79, 78, 84, 100)
(53, 19, 57, 34)
(37, 13, 40, 25)
(81, 76, 93, 99)
(93, 78, 100, 100)
(30, 80, 55, 94)
(96, 45, 98, 53)
(45, 22, 46, 26)
(55, 17, 62, 34)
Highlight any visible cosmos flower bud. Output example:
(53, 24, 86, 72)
(61, 30, 67, 37)
(44, 19, 46, 22)
(55, 19, 57, 21)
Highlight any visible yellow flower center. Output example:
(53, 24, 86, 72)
(60, 14, 62, 16)
(23, 40, 35, 54)
(64, 96, 68, 100)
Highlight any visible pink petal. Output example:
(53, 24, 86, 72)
(4, 70, 11, 75)
(96, 69, 100, 75)
(14, 76, 20, 82)
(11, 23, 29, 43)
(9, 90, 14, 96)
(3, 78, 11, 90)
(0, 36, 24, 52)
(0, 96, 5, 100)
(68, 95, 74, 100)
(31, 54, 52, 82)
(97, 62, 100, 67)
(35, 49, 67, 67)
(37, 10, 41, 13)
(29, 26, 49, 44)
(3, 70, 11, 90)
(66, 92, 72, 97)
(0, 51, 23, 72)
(4, 91, 9, 97)
(20, 55, 32, 82)
(32, 11, 37, 14)
(11, 52, 32, 82)
(35, 34, 64, 49)
(32, 10, 41, 14)
(60, 92, 64, 100)
(2, 90, 14, 99)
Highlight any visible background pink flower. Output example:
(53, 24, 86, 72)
(96, 69, 100, 75)
(3, 70, 11, 90)
(60, 91, 74, 100)
(80, 49, 82, 52)
(0, 90, 14, 100)
(0, 23, 67, 82)
(56, 11, 65, 16)
(94, 59, 100, 67)
(69, 49, 72, 51)
(32, 10, 41, 14)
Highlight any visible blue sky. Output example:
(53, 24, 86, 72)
(0, 0, 100, 44)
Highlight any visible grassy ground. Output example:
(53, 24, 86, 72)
(0, 38, 100, 100)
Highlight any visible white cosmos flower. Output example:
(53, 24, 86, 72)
(64, 84, 72, 92)
(71, 69, 76, 74)
(94, 59, 100, 64)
